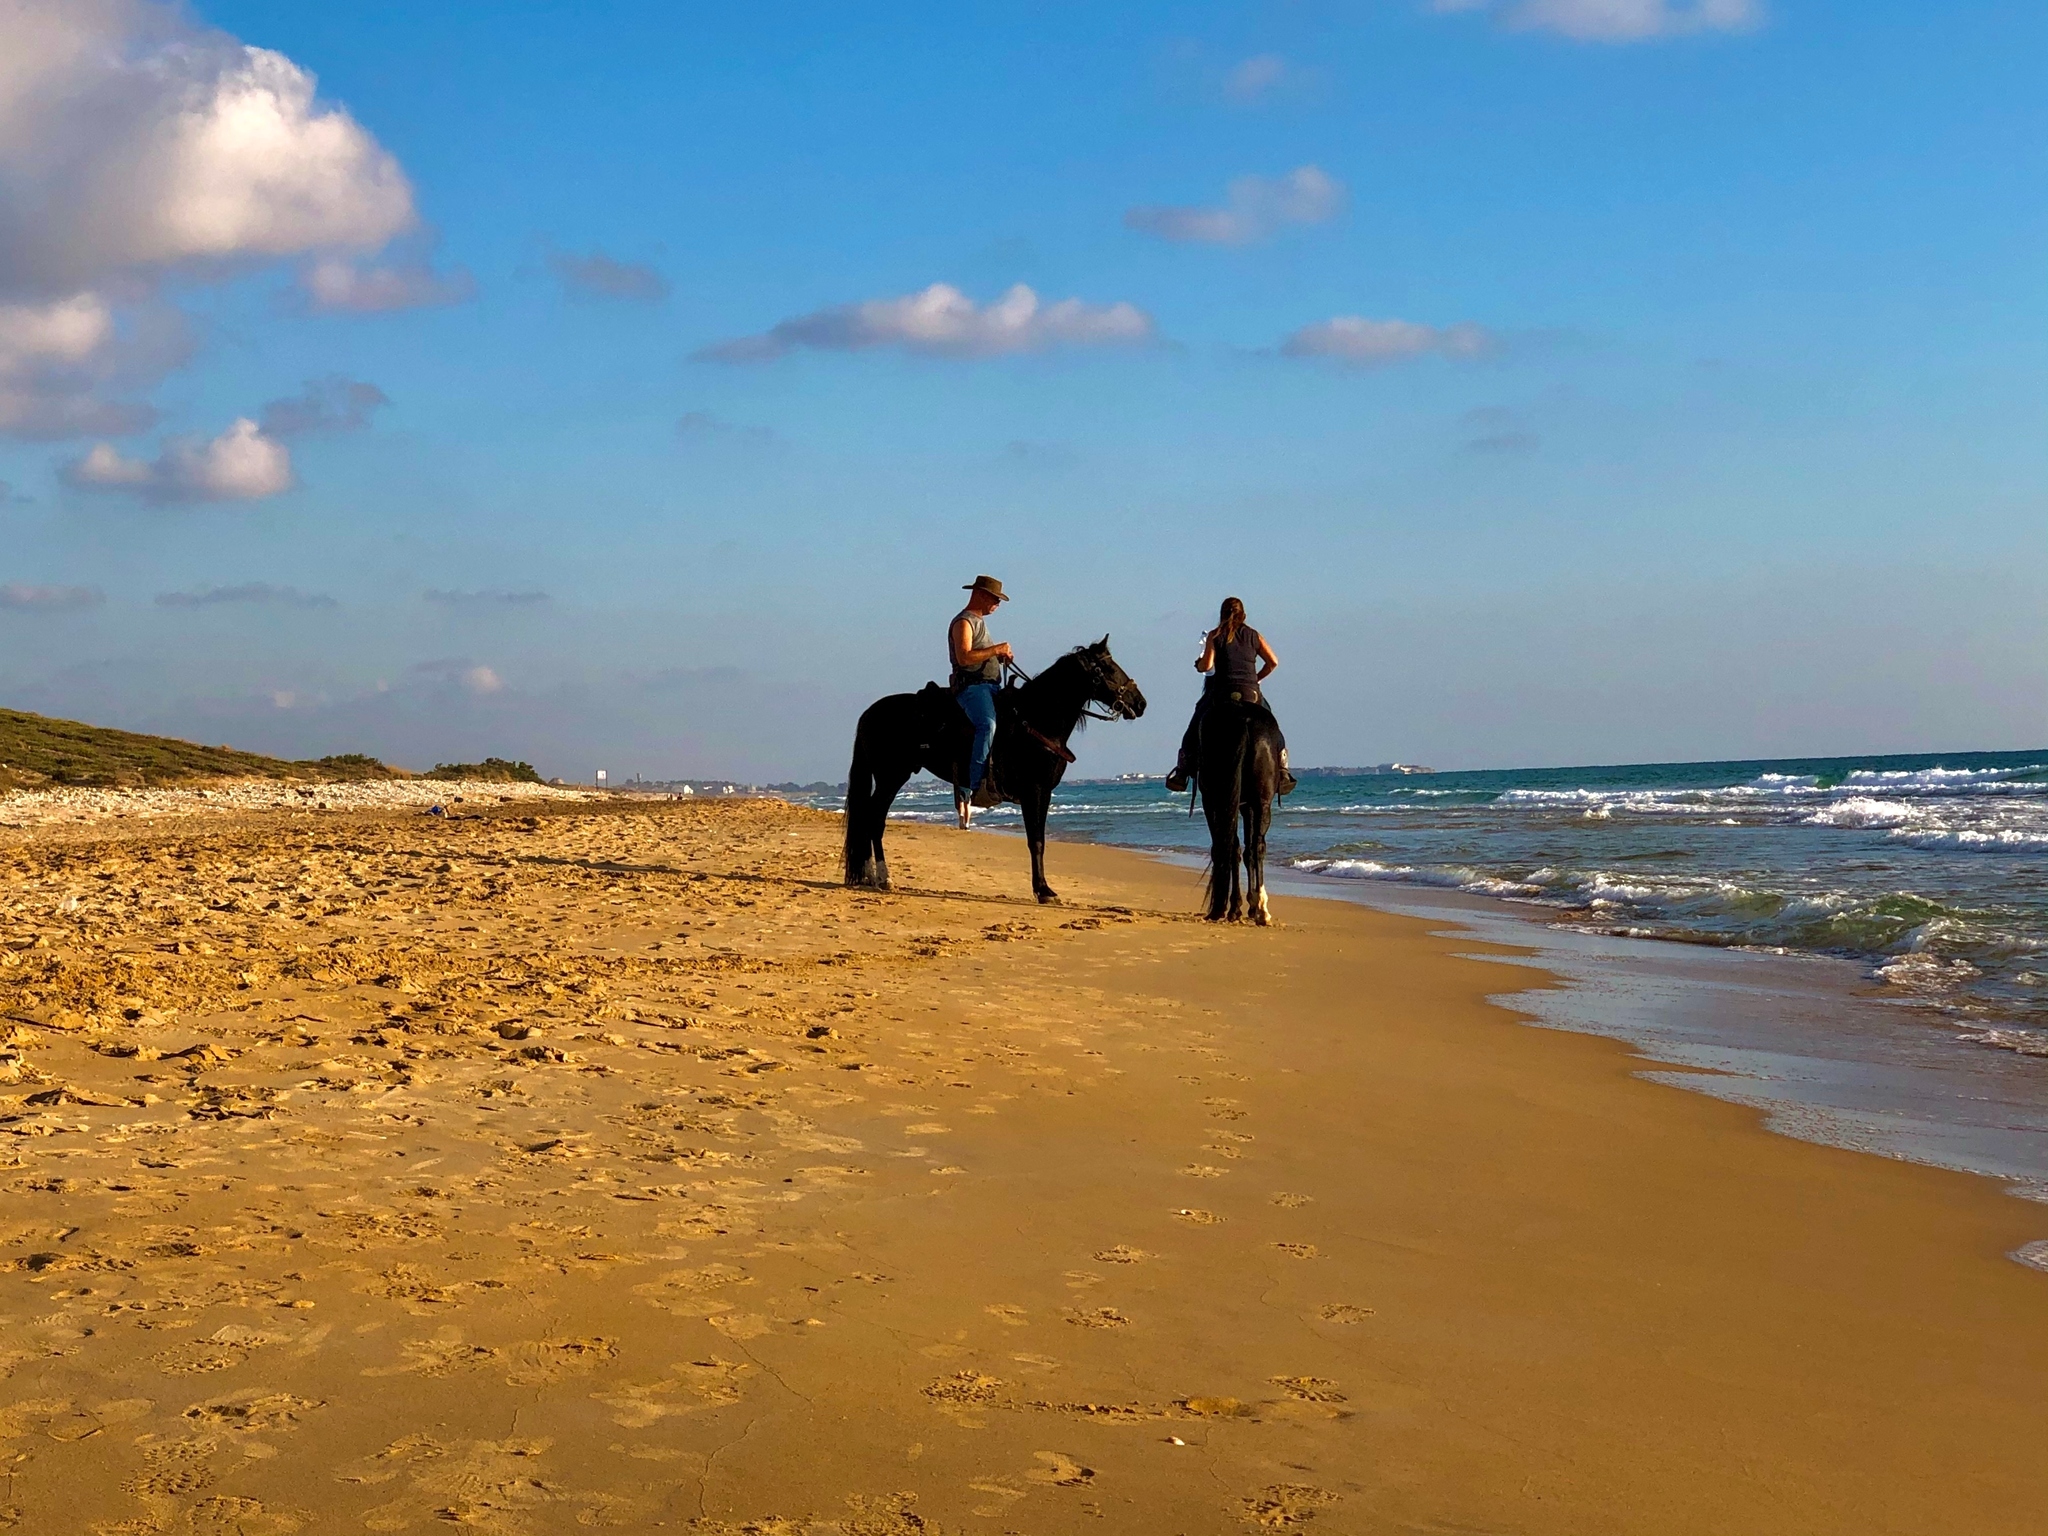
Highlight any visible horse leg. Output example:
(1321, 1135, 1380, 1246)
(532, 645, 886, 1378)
(1246, 779, 1272, 927)
(1202, 769, 1238, 922)
(1023, 786, 1058, 904)
(866, 762, 915, 891)
(844, 729, 877, 888)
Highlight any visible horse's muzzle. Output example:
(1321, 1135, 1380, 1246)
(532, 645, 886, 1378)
(1122, 689, 1147, 720)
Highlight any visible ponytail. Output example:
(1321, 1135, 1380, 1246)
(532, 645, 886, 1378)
(1217, 596, 1246, 645)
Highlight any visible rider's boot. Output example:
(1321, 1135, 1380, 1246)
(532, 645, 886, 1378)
(1278, 748, 1298, 797)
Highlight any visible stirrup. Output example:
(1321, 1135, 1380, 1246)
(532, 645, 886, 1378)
(1164, 767, 1189, 793)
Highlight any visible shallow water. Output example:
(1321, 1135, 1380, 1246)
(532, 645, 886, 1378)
(856, 750, 2048, 1054)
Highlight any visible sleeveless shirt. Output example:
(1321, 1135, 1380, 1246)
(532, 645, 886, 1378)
(1214, 625, 1263, 689)
(951, 607, 1003, 690)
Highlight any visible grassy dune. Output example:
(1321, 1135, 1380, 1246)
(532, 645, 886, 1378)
(0, 709, 407, 790)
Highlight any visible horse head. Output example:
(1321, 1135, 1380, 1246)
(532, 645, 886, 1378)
(1075, 635, 1147, 720)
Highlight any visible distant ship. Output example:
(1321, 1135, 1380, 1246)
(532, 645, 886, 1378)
(1297, 763, 1437, 777)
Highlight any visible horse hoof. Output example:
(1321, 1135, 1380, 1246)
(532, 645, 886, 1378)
(1036, 890, 1060, 905)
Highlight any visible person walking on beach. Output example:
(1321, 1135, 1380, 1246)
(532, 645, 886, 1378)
(950, 574, 1014, 827)
(1164, 596, 1296, 796)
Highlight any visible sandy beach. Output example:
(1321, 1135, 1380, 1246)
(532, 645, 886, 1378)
(1, 794, 2043, 1535)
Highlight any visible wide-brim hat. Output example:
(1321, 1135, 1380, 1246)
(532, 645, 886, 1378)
(963, 575, 1009, 603)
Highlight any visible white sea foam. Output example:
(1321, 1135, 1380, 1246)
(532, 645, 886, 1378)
(1960, 1029, 2048, 1060)
(1890, 827, 2048, 853)
(1803, 797, 1921, 829)
(2011, 1240, 2048, 1272)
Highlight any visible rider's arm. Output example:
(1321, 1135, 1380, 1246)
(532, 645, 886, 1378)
(950, 616, 1013, 668)
(1196, 631, 1217, 673)
(1255, 633, 1279, 682)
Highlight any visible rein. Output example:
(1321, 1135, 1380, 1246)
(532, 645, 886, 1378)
(1000, 657, 1128, 765)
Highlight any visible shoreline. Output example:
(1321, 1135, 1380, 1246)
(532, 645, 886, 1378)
(989, 820, 2048, 1209)
(2, 798, 2044, 1532)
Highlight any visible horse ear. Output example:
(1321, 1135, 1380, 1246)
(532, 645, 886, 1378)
(1099, 634, 1110, 650)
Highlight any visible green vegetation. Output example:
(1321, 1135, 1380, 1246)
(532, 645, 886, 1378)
(425, 758, 543, 784)
(0, 708, 408, 790)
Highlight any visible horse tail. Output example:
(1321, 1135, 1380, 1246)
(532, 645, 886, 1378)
(844, 719, 876, 886)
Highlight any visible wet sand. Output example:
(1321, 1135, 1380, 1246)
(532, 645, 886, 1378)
(1, 796, 2043, 1534)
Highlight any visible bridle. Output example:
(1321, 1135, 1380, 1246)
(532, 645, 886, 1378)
(1005, 653, 1138, 723)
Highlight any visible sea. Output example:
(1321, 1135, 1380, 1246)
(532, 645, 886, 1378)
(840, 749, 2048, 1207)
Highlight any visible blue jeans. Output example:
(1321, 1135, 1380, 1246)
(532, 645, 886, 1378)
(957, 682, 997, 793)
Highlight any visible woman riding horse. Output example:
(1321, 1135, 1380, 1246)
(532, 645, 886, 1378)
(1165, 597, 1296, 797)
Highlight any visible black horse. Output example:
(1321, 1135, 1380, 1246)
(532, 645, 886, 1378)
(844, 639, 1146, 903)
(1198, 697, 1283, 924)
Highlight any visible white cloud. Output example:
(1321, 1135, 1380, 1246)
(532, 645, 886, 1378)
(0, 290, 188, 439)
(297, 256, 475, 314)
(409, 657, 505, 696)
(156, 582, 336, 609)
(1125, 167, 1344, 247)
(0, 581, 103, 612)
(548, 248, 669, 303)
(259, 376, 388, 436)
(1223, 54, 1292, 104)
(0, 2, 441, 436)
(1279, 316, 1494, 365)
(65, 417, 293, 503)
(696, 283, 1155, 363)
(0, 1, 416, 299)
(1431, 0, 1764, 42)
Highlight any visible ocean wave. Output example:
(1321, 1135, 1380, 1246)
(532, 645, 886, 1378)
(1288, 857, 1541, 899)
(1803, 797, 1922, 829)
(1843, 764, 2048, 791)
(1958, 1028, 2048, 1059)
(1889, 827, 2048, 853)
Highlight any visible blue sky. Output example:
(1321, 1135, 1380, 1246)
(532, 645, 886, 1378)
(0, 0, 2042, 779)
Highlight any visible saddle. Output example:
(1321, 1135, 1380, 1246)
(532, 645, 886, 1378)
(913, 679, 1069, 807)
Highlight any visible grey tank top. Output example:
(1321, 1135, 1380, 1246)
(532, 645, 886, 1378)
(951, 607, 1002, 690)
(1214, 626, 1263, 689)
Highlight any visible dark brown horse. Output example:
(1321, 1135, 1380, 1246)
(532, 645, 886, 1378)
(1198, 696, 1282, 924)
(843, 639, 1145, 903)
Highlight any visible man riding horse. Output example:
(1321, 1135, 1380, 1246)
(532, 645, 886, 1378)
(949, 574, 1014, 828)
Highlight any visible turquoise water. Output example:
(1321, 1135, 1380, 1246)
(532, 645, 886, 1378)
(855, 750, 2048, 1050)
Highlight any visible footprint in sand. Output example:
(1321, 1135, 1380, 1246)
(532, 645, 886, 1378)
(1270, 1242, 1320, 1259)
(185, 1494, 312, 1535)
(183, 1390, 324, 1434)
(985, 1304, 1030, 1326)
(1316, 1303, 1373, 1323)
(152, 1326, 282, 1376)
(593, 1357, 755, 1427)
(1270, 1376, 1346, 1404)
(1239, 1483, 1340, 1529)
(923, 1371, 1003, 1407)
(1064, 1307, 1128, 1329)
(503, 1336, 617, 1386)
(1027, 1450, 1095, 1486)
(1270, 1192, 1312, 1208)
(1092, 1245, 1150, 1264)
(1180, 1164, 1228, 1178)
(127, 1434, 218, 1496)
(366, 1330, 499, 1378)
(1177, 1396, 1254, 1419)
(1173, 1208, 1224, 1224)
